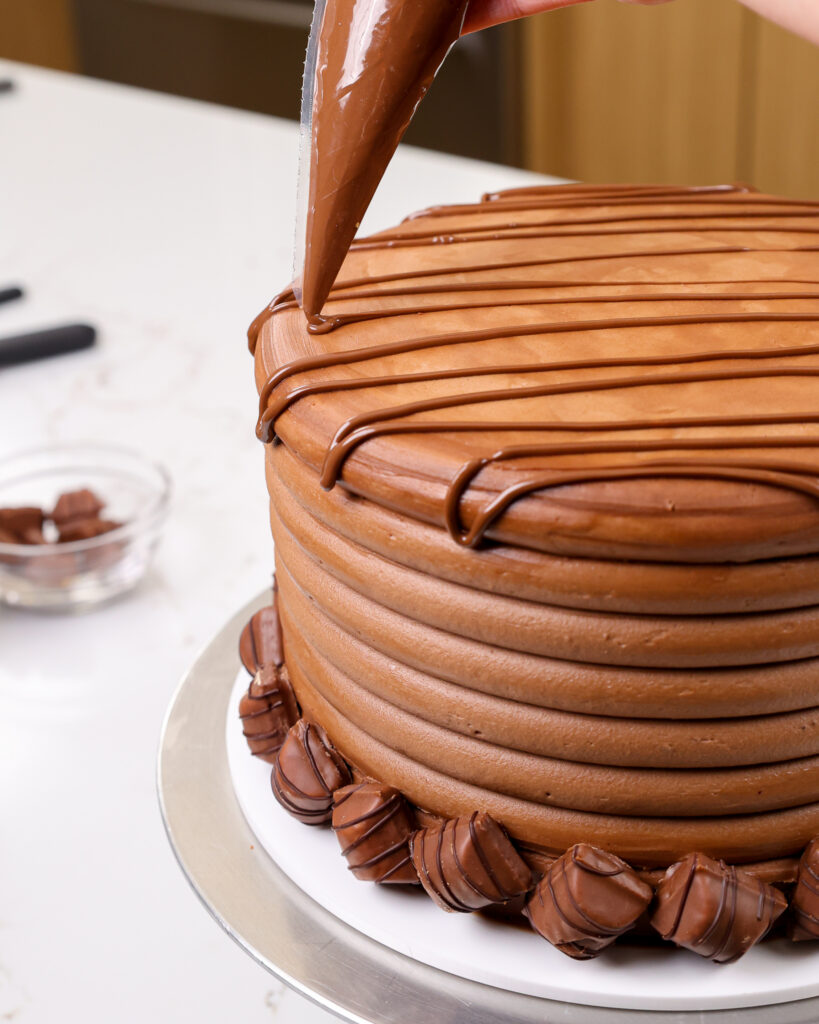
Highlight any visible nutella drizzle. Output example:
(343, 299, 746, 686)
(252, 185, 819, 549)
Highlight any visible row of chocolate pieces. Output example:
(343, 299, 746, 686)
(266, 707, 807, 961)
(236, 601, 531, 894)
(276, 709, 808, 962)
(266, 704, 798, 958)
(267, 704, 526, 891)
(237, 586, 301, 762)
(0, 488, 119, 544)
(236, 599, 813, 961)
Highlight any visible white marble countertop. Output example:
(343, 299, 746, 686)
(0, 60, 546, 1023)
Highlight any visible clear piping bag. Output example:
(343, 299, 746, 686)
(293, 0, 470, 320)
(292, 0, 327, 310)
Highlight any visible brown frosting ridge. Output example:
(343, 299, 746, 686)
(270, 439, 819, 617)
(270, 463, 819, 670)
(287, 651, 819, 867)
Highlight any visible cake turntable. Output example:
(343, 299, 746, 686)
(158, 592, 819, 1024)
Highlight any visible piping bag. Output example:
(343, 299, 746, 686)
(294, 0, 470, 324)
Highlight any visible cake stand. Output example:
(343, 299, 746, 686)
(158, 593, 819, 1024)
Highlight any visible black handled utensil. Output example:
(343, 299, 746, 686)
(0, 286, 24, 306)
(0, 323, 97, 367)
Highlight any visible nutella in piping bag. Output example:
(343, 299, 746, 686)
(294, 0, 470, 323)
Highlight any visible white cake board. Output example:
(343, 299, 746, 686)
(227, 671, 819, 1012)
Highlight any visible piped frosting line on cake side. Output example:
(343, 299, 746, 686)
(268, 439, 819, 618)
(282, 638, 819, 868)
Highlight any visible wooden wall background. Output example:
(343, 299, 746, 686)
(1, 0, 817, 198)
(521, 0, 819, 198)
(0, 0, 77, 71)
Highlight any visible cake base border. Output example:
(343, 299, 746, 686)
(158, 591, 819, 1024)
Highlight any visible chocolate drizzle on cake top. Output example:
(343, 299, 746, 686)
(252, 184, 819, 551)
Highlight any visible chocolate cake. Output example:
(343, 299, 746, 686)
(246, 181, 819, 956)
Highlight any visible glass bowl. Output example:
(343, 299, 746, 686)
(0, 444, 171, 611)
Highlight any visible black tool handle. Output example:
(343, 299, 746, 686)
(0, 286, 24, 306)
(0, 324, 97, 367)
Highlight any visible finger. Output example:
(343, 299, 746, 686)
(462, 0, 595, 34)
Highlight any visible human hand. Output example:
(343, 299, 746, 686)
(462, 0, 674, 35)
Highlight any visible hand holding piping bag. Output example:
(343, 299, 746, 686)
(463, 0, 819, 45)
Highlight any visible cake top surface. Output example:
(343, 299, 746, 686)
(254, 183, 819, 563)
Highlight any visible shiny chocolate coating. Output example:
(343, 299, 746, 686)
(300, 0, 469, 318)
(238, 664, 299, 763)
(524, 844, 653, 959)
(410, 812, 532, 912)
(239, 602, 283, 675)
(332, 781, 418, 884)
(272, 719, 351, 825)
(58, 517, 120, 543)
(51, 488, 104, 526)
(791, 837, 819, 941)
(18, 525, 47, 545)
(0, 506, 44, 538)
(651, 852, 787, 962)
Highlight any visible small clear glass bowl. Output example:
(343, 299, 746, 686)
(0, 444, 171, 611)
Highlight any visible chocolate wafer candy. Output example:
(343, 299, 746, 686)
(272, 719, 351, 824)
(791, 838, 819, 941)
(51, 488, 104, 526)
(239, 603, 283, 674)
(18, 525, 47, 545)
(0, 506, 44, 538)
(525, 844, 653, 960)
(238, 664, 299, 763)
(410, 812, 532, 912)
(58, 518, 120, 543)
(651, 853, 787, 962)
(332, 781, 418, 884)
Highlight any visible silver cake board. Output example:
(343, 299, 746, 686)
(158, 592, 819, 1024)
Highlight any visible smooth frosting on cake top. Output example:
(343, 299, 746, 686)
(254, 183, 819, 563)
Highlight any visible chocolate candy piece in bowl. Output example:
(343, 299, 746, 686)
(0, 444, 170, 610)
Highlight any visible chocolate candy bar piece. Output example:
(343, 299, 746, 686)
(239, 604, 283, 674)
(332, 781, 418, 884)
(58, 518, 120, 543)
(652, 852, 787, 962)
(238, 664, 299, 763)
(51, 489, 104, 526)
(791, 837, 819, 941)
(272, 719, 351, 824)
(525, 844, 653, 960)
(0, 506, 44, 537)
(411, 812, 532, 912)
